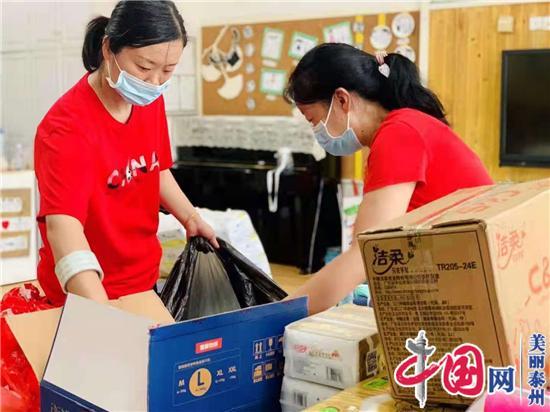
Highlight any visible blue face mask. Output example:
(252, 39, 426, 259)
(106, 56, 170, 106)
(312, 96, 363, 156)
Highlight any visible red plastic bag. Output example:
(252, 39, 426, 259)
(1, 284, 56, 412)
(0, 283, 53, 316)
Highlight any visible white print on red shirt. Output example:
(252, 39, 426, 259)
(107, 151, 160, 189)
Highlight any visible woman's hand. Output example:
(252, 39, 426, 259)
(159, 170, 220, 248)
(184, 213, 220, 249)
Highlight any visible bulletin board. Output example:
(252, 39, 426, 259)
(0, 188, 32, 259)
(201, 11, 420, 116)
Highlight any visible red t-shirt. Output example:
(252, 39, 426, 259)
(35, 73, 173, 305)
(364, 108, 493, 211)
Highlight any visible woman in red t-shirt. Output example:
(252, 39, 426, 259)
(34, 1, 218, 306)
(286, 44, 493, 314)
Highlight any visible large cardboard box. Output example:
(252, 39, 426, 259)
(8, 292, 307, 411)
(284, 307, 380, 389)
(358, 179, 550, 406)
(6, 290, 174, 381)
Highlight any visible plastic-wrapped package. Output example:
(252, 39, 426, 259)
(280, 376, 339, 412)
(160, 237, 287, 321)
(284, 305, 380, 389)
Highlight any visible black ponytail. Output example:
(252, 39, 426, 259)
(82, 0, 188, 73)
(285, 43, 448, 125)
(82, 16, 109, 72)
(379, 53, 448, 125)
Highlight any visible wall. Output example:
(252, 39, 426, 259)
(428, 2, 550, 182)
(0, 1, 116, 167)
(176, 0, 428, 180)
(178, 0, 427, 118)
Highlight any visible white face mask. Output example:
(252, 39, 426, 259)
(106, 56, 170, 106)
(312, 95, 363, 156)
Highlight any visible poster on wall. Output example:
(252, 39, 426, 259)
(261, 28, 285, 61)
(0, 189, 31, 217)
(370, 25, 392, 50)
(0, 231, 30, 258)
(395, 45, 416, 62)
(201, 10, 420, 115)
(260, 68, 287, 96)
(288, 32, 318, 60)
(323, 22, 353, 45)
(391, 12, 415, 38)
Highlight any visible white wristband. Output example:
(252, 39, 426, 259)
(55, 250, 104, 293)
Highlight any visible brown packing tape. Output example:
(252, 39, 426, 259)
(5, 290, 174, 380)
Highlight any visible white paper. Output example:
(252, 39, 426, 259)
(0, 196, 23, 214)
(370, 25, 392, 50)
(391, 12, 415, 38)
(0, 234, 28, 253)
(0, 217, 33, 232)
(289, 32, 317, 60)
(395, 45, 416, 63)
(217, 73, 244, 100)
(261, 28, 284, 61)
(260, 69, 287, 96)
(323, 22, 353, 45)
(530, 16, 542, 31)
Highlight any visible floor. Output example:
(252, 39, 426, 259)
(1, 265, 311, 299)
(270, 264, 312, 295)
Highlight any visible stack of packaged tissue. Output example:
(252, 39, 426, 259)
(281, 304, 383, 411)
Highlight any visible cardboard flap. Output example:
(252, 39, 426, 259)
(113, 290, 175, 325)
(6, 308, 62, 380)
(42, 294, 153, 411)
(364, 185, 495, 234)
(362, 179, 550, 235)
(5, 290, 174, 383)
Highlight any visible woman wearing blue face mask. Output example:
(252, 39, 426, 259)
(34, 1, 218, 306)
(285, 44, 493, 314)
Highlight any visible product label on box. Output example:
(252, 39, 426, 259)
(252, 334, 285, 383)
(363, 231, 503, 403)
(173, 349, 241, 406)
(292, 358, 345, 386)
(252, 334, 284, 361)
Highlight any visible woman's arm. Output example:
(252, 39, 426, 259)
(159, 170, 219, 248)
(46, 215, 109, 302)
(290, 182, 416, 314)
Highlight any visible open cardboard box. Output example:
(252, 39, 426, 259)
(358, 178, 550, 406)
(7, 290, 307, 411)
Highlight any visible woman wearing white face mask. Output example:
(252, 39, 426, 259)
(34, 1, 218, 306)
(285, 44, 493, 314)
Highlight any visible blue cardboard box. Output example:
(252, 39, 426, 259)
(40, 294, 307, 411)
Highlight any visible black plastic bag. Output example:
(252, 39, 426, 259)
(160, 237, 287, 321)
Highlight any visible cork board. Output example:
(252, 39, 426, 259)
(201, 12, 420, 116)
